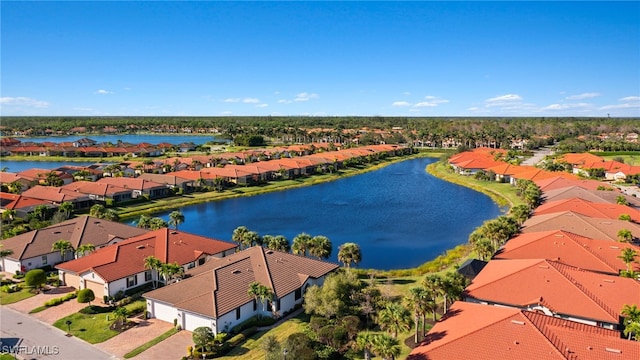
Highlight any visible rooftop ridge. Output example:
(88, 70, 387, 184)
(522, 312, 578, 360)
(550, 262, 619, 321)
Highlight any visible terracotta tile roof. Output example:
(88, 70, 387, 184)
(534, 198, 640, 222)
(56, 228, 237, 282)
(60, 181, 131, 197)
(542, 186, 640, 208)
(0, 193, 50, 211)
(494, 230, 640, 274)
(97, 177, 166, 191)
(484, 163, 532, 176)
(560, 153, 605, 166)
(522, 211, 640, 241)
(137, 173, 193, 186)
(144, 246, 338, 318)
(464, 259, 640, 325)
(409, 301, 614, 360)
(535, 177, 616, 192)
(21, 185, 91, 203)
(511, 168, 578, 182)
(0, 172, 31, 184)
(0, 216, 148, 261)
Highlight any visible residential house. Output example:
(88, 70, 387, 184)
(137, 173, 195, 193)
(56, 228, 237, 299)
(463, 259, 640, 330)
(144, 246, 338, 333)
(0, 172, 34, 193)
(533, 197, 640, 222)
(521, 211, 640, 241)
(21, 185, 93, 211)
(408, 301, 640, 360)
(0, 193, 52, 219)
(96, 177, 169, 199)
(542, 186, 640, 208)
(493, 230, 640, 275)
(535, 176, 615, 192)
(60, 181, 133, 204)
(0, 216, 148, 274)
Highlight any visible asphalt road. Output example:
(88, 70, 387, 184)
(0, 306, 117, 360)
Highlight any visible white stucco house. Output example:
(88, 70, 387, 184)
(56, 228, 237, 299)
(143, 246, 339, 333)
(0, 216, 147, 274)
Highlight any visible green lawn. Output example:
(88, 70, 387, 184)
(0, 354, 17, 360)
(53, 310, 119, 344)
(0, 287, 36, 305)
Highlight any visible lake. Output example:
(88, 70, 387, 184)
(6, 134, 226, 145)
(143, 157, 502, 270)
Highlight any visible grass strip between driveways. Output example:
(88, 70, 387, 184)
(123, 327, 179, 359)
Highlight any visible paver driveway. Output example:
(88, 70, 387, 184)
(130, 329, 193, 360)
(96, 318, 174, 359)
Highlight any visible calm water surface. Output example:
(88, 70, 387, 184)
(147, 158, 502, 270)
(7, 134, 224, 145)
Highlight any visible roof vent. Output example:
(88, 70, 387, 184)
(609, 246, 619, 249)
(232, 269, 241, 274)
(605, 348, 621, 354)
(602, 279, 614, 283)
(171, 231, 178, 235)
(602, 221, 612, 225)
(136, 245, 145, 249)
(266, 250, 273, 254)
(52, 231, 61, 234)
(511, 320, 525, 325)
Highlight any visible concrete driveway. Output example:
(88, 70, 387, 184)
(6, 286, 89, 325)
(130, 329, 192, 360)
(96, 318, 174, 359)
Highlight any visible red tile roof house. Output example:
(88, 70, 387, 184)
(521, 210, 640, 241)
(143, 246, 339, 333)
(542, 185, 640, 208)
(0, 216, 147, 274)
(535, 176, 616, 192)
(462, 258, 640, 330)
(0, 192, 52, 219)
(21, 185, 94, 211)
(60, 181, 133, 205)
(96, 177, 170, 199)
(0, 171, 34, 193)
(56, 228, 237, 300)
(534, 197, 640, 222)
(493, 230, 640, 275)
(407, 301, 640, 360)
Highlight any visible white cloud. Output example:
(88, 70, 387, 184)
(257, 103, 269, 108)
(392, 101, 411, 107)
(542, 103, 591, 111)
(94, 89, 113, 95)
(414, 96, 449, 107)
(278, 99, 292, 104)
(403, 92, 412, 96)
(599, 96, 640, 110)
(294, 92, 319, 102)
(242, 98, 260, 104)
(620, 96, 640, 102)
(566, 92, 600, 100)
(0, 97, 50, 108)
(485, 94, 522, 106)
(223, 98, 240, 103)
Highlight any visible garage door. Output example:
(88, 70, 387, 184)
(64, 273, 81, 290)
(85, 280, 105, 299)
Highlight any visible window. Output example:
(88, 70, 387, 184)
(253, 299, 257, 311)
(236, 307, 241, 320)
(127, 275, 138, 288)
(198, 258, 206, 266)
(145, 271, 152, 282)
(41, 255, 48, 265)
(295, 288, 302, 300)
(187, 262, 195, 269)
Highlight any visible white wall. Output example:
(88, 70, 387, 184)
(182, 311, 214, 332)
(1, 258, 22, 274)
(147, 299, 180, 326)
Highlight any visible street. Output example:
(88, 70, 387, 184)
(0, 306, 117, 360)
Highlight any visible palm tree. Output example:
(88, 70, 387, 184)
(621, 304, 640, 340)
(405, 287, 429, 344)
(440, 272, 467, 313)
(377, 302, 411, 338)
(102, 209, 119, 221)
(76, 244, 95, 258)
(112, 307, 129, 328)
(337, 242, 362, 269)
(264, 235, 290, 252)
(242, 231, 261, 249)
(617, 229, 633, 243)
(472, 237, 494, 261)
(144, 256, 162, 289)
(136, 214, 151, 229)
(292, 233, 312, 256)
(52, 240, 73, 261)
(1, 209, 16, 222)
(423, 274, 443, 321)
(32, 204, 49, 221)
(58, 201, 74, 220)
(232, 226, 249, 249)
(247, 281, 274, 312)
(509, 204, 531, 225)
(309, 235, 332, 260)
(371, 333, 401, 360)
(618, 248, 638, 272)
(168, 210, 185, 230)
(159, 262, 184, 284)
(0, 245, 14, 272)
(89, 204, 106, 218)
(149, 217, 168, 230)
(354, 332, 375, 360)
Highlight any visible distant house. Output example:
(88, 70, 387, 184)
(96, 177, 169, 199)
(542, 186, 640, 208)
(533, 197, 640, 222)
(0, 192, 52, 219)
(0, 216, 148, 274)
(463, 259, 640, 330)
(144, 246, 338, 333)
(21, 185, 93, 211)
(522, 210, 640, 241)
(60, 181, 133, 204)
(407, 301, 639, 360)
(56, 228, 237, 299)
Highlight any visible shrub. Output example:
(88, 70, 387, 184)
(1, 284, 18, 293)
(24, 269, 46, 289)
(127, 302, 146, 316)
(227, 333, 246, 348)
(77, 289, 95, 305)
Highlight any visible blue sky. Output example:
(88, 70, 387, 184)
(1, 1, 639, 117)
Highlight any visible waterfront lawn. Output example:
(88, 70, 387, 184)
(427, 161, 526, 209)
(0, 287, 36, 305)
